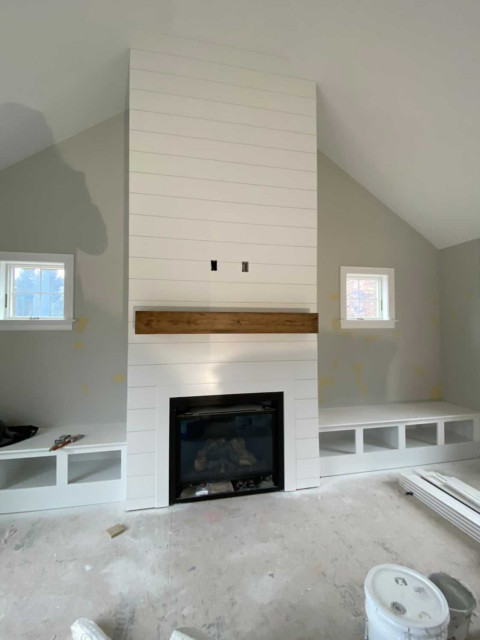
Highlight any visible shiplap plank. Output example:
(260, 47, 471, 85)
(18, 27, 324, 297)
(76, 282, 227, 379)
(130, 152, 316, 190)
(131, 50, 315, 98)
(130, 69, 315, 116)
(129, 341, 317, 366)
(130, 173, 316, 209)
(127, 452, 156, 477)
(130, 111, 316, 152)
(130, 215, 315, 247)
(296, 418, 320, 440)
(126, 474, 156, 500)
(129, 193, 317, 227)
(128, 360, 319, 388)
(131, 39, 289, 75)
(296, 438, 319, 459)
(127, 387, 157, 410)
(130, 235, 317, 266)
(127, 431, 156, 454)
(296, 398, 319, 420)
(129, 279, 317, 305)
(127, 408, 156, 432)
(129, 258, 316, 284)
(128, 302, 316, 323)
(130, 132, 316, 172)
(296, 458, 320, 479)
(130, 90, 316, 134)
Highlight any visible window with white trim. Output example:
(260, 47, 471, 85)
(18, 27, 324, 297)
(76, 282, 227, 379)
(340, 266, 395, 329)
(0, 252, 74, 330)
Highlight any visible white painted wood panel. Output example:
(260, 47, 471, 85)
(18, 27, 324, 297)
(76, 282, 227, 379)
(127, 408, 156, 432)
(126, 474, 156, 500)
(295, 379, 319, 399)
(130, 215, 315, 247)
(296, 477, 320, 490)
(127, 387, 156, 410)
(127, 431, 156, 455)
(129, 279, 317, 305)
(131, 49, 315, 98)
(130, 152, 316, 190)
(130, 236, 317, 266)
(296, 418, 320, 439)
(296, 457, 320, 479)
(129, 341, 317, 366)
(296, 438, 319, 459)
(131, 173, 316, 209)
(128, 360, 319, 389)
(130, 132, 316, 172)
(130, 91, 316, 134)
(129, 258, 316, 285)
(296, 398, 319, 420)
(127, 452, 156, 477)
(130, 69, 315, 116)
(131, 39, 289, 75)
(130, 111, 316, 153)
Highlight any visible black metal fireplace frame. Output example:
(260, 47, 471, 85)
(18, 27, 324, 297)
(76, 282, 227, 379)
(169, 391, 284, 504)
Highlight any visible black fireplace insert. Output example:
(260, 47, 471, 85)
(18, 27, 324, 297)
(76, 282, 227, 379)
(169, 392, 284, 503)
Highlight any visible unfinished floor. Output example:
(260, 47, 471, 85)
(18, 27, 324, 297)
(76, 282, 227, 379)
(1, 460, 479, 640)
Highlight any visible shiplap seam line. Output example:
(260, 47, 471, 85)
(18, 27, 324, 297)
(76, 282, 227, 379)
(129, 129, 316, 155)
(129, 257, 316, 266)
(131, 109, 316, 136)
(130, 212, 316, 230)
(129, 300, 317, 305)
(129, 214, 316, 230)
(130, 67, 316, 100)
(129, 277, 315, 286)
(131, 47, 314, 83)
(130, 191, 316, 211)
(129, 234, 316, 248)
(130, 171, 316, 191)
(129, 148, 316, 172)
(130, 87, 315, 117)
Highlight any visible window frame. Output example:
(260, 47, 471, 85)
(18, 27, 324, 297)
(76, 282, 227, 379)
(0, 252, 74, 330)
(340, 266, 395, 329)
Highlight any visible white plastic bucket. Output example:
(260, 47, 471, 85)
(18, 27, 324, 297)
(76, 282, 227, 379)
(365, 564, 450, 640)
(429, 573, 477, 640)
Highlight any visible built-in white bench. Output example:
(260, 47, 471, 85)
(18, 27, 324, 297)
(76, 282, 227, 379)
(0, 423, 126, 513)
(318, 401, 480, 476)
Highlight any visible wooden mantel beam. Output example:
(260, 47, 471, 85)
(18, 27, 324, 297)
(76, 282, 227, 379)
(135, 311, 318, 334)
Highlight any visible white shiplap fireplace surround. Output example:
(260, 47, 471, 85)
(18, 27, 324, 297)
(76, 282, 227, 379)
(126, 38, 318, 510)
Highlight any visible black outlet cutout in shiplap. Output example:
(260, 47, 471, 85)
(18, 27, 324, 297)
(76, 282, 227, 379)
(242, 261, 249, 273)
(211, 260, 217, 271)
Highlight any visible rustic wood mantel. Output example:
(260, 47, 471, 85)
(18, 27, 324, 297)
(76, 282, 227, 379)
(135, 311, 319, 334)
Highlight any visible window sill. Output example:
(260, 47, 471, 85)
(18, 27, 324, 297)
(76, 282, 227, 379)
(0, 319, 74, 331)
(340, 319, 396, 329)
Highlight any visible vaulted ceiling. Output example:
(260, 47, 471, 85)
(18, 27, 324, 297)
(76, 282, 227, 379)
(1, 0, 479, 248)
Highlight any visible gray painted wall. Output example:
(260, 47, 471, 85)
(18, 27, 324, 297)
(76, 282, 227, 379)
(0, 110, 127, 428)
(440, 238, 480, 410)
(317, 151, 441, 407)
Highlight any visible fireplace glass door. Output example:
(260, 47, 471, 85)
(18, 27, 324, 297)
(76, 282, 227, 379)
(170, 392, 284, 503)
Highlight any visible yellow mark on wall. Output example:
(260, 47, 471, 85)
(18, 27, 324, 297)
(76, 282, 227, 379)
(75, 317, 89, 333)
(451, 310, 457, 319)
(393, 328, 402, 338)
(333, 358, 339, 371)
(113, 374, 125, 384)
(82, 384, 88, 395)
(415, 366, 425, 378)
(359, 382, 368, 398)
(364, 334, 381, 343)
(352, 363, 363, 389)
(320, 376, 335, 388)
(466, 290, 474, 302)
(319, 389, 324, 404)
(329, 293, 339, 301)
(430, 384, 443, 401)
(73, 342, 83, 349)
(431, 315, 439, 328)
(331, 318, 341, 331)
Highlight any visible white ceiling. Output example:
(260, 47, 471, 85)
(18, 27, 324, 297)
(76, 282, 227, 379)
(1, 0, 479, 248)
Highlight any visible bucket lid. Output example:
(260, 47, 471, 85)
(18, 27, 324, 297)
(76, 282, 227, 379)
(429, 573, 477, 614)
(365, 564, 450, 630)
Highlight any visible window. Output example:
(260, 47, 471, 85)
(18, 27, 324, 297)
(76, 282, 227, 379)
(0, 252, 74, 330)
(340, 266, 395, 329)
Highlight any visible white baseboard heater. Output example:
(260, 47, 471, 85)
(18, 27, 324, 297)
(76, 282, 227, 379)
(399, 469, 480, 544)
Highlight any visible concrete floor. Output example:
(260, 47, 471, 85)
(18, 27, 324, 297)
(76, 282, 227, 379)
(1, 460, 480, 640)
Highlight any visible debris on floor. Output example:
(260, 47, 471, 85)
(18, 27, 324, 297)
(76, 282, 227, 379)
(105, 524, 126, 538)
(71, 618, 111, 639)
(400, 469, 480, 543)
